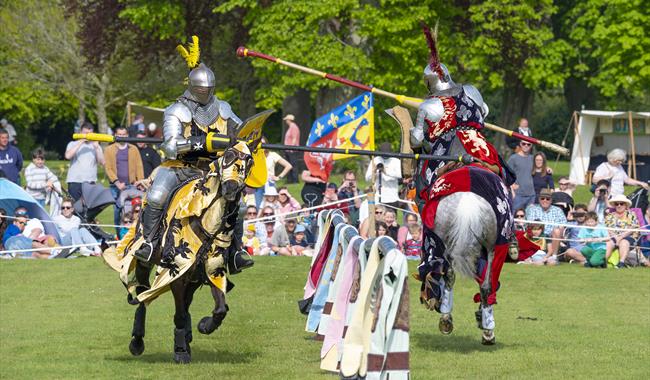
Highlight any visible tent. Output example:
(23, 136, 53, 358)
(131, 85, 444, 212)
(0, 178, 62, 242)
(125, 101, 164, 132)
(569, 110, 650, 185)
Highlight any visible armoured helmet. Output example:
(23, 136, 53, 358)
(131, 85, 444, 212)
(421, 23, 458, 96)
(187, 63, 216, 105)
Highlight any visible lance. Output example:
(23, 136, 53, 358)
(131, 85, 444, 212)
(73, 133, 475, 164)
(236, 46, 570, 156)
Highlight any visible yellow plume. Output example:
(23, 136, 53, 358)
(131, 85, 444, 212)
(176, 35, 200, 69)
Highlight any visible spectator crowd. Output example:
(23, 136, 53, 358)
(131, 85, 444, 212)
(1, 116, 648, 268)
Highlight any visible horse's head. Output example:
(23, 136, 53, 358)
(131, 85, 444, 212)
(218, 141, 253, 202)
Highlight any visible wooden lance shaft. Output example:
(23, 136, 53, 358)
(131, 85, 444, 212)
(73, 133, 474, 164)
(236, 46, 570, 156)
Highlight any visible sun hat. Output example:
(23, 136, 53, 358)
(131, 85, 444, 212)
(539, 188, 554, 198)
(264, 186, 279, 197)
(283, 114, 295, 121)
(609, 194, 631, 206)
(246, 223, 256, 232)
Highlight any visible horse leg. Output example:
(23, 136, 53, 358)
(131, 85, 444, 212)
(171, 279, 191, 364)
(476, 249, 496, 345)
(182, 279, 202, 354)
(198, 284, 228, 335)
(129, 303, 147, 356)
(438, 268, 455, 335)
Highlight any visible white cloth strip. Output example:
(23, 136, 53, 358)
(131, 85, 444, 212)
(0, 214, 123, 228)
(515, 218, 650, 234)
(247, 193, 367, 224)
(0, 240, 120, 255)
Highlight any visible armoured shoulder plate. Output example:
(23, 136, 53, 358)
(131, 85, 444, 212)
(164, 102, 192, 123)
(218, 100, 242, 126)
(463, 84, 489, 117)
(411, 97, 444, 148)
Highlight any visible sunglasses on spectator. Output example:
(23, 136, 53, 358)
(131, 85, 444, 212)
(263, 213, 274, 217)
(61, 206, 73, 210)
(572, 212, 586, 217)
(539, 196, 551, 201)
(520, 142, 532, 146)
(559, 182, 569, 186)
(375, 211, 384, 215)
(613, 202, 627, 206)
(247, 211, 257, 215)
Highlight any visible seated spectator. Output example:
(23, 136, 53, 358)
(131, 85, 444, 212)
(278, 187, 301, 216)
(588, 179, 611, 224)
(338, 170, 361, 225)
(360, 205, 386, 238)
(24, 148, 61, 208)
(531, 152, 554, 200)
(593, 148, 649, 196)
(403, 223, 422, 260)
(383, 209, 399, 240)
(243, 205, 268, 245)
(554, 176, 576, 197)
(397, 213, 420, 249)
(2, 208, 52, 259)
(0, 208, 8, 250)
(518, 221, 555, 265)
(258, 185, 281, 216)
(270, 218, 298, 256)
(376, 221, 388, 236)
(53, 198, 100, 256)
(577, 212, 608, 268)
(605, 194, 642, 268)
(513, 208, 526, 231)
(290, 224, 313, 257)
(243, 223, 262, 256)
(525, 188, 567, 260)
(562, 204, 589, 263)
(118, 212, 134, 240)
(322, 183, 339, 205)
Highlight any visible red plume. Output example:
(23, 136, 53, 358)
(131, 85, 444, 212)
(421, 21, 444, 79)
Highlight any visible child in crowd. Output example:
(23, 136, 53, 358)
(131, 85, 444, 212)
(24, 147, 60, 208)
(578, 211, 608, 268)
(403, 223, 422, 260)
(118, 212, 133, 240)
(376, 221, 388, 237)
(519, 221, 556, 265)
(290, 224, 313, 257)
(243, 223, 261, 256)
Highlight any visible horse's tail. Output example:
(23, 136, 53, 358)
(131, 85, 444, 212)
(436, 192, 497, 278)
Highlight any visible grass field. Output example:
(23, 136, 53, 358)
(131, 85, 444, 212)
(1, 257, 648, 379)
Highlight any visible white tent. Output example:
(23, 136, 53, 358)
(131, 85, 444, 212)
(569, 110, 650, 185)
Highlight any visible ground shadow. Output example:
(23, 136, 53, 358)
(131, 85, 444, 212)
(107, 347, 259, 364)
(413, 331, 513, 354)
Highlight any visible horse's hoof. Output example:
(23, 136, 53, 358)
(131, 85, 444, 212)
(481, 329, 495, 345)
(198, 316, 217, 335)
(174, 351, 191, 364)
(439, 314, 454, 335)
(129, 336, 145, 356)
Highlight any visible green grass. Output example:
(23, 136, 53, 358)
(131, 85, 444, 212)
(1, 258, 648, 379)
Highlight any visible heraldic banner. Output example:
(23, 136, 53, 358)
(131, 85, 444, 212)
(304, 92, 375, 181)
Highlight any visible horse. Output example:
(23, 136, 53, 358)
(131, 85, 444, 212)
(415, 131, 513, 345)
(102, 139, 255, 363)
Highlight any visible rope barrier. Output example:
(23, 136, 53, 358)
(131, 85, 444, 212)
(0, 240, 120, 256)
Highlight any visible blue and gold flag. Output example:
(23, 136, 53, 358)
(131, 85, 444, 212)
(304, 92, 374, 181)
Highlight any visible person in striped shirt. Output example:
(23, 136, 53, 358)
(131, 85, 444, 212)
(24, 147, 60, 208)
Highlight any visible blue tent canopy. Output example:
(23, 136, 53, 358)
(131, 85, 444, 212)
(0, 178, 61, 242)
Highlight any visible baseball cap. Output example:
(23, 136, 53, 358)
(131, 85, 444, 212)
(294, 224, 306, 233)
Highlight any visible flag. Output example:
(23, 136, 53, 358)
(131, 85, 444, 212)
(304, 92, 374, 181)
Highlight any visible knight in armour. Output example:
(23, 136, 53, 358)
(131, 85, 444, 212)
(135, 41, 253, 274)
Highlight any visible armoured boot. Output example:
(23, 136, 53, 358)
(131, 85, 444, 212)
(134, 206, 163, 262)
(226, 247, 254, 274)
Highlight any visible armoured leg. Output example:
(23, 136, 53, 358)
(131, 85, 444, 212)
(134, 167, 181, 262)
(223, 200, 254, 274)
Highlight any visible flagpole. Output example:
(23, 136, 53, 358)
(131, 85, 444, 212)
(73, 133, 475, 164)
(237, 46, 569, 156)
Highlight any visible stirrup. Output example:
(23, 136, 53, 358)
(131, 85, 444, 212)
(134, 241, 154, 262)
(227, 249, 254, 275)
